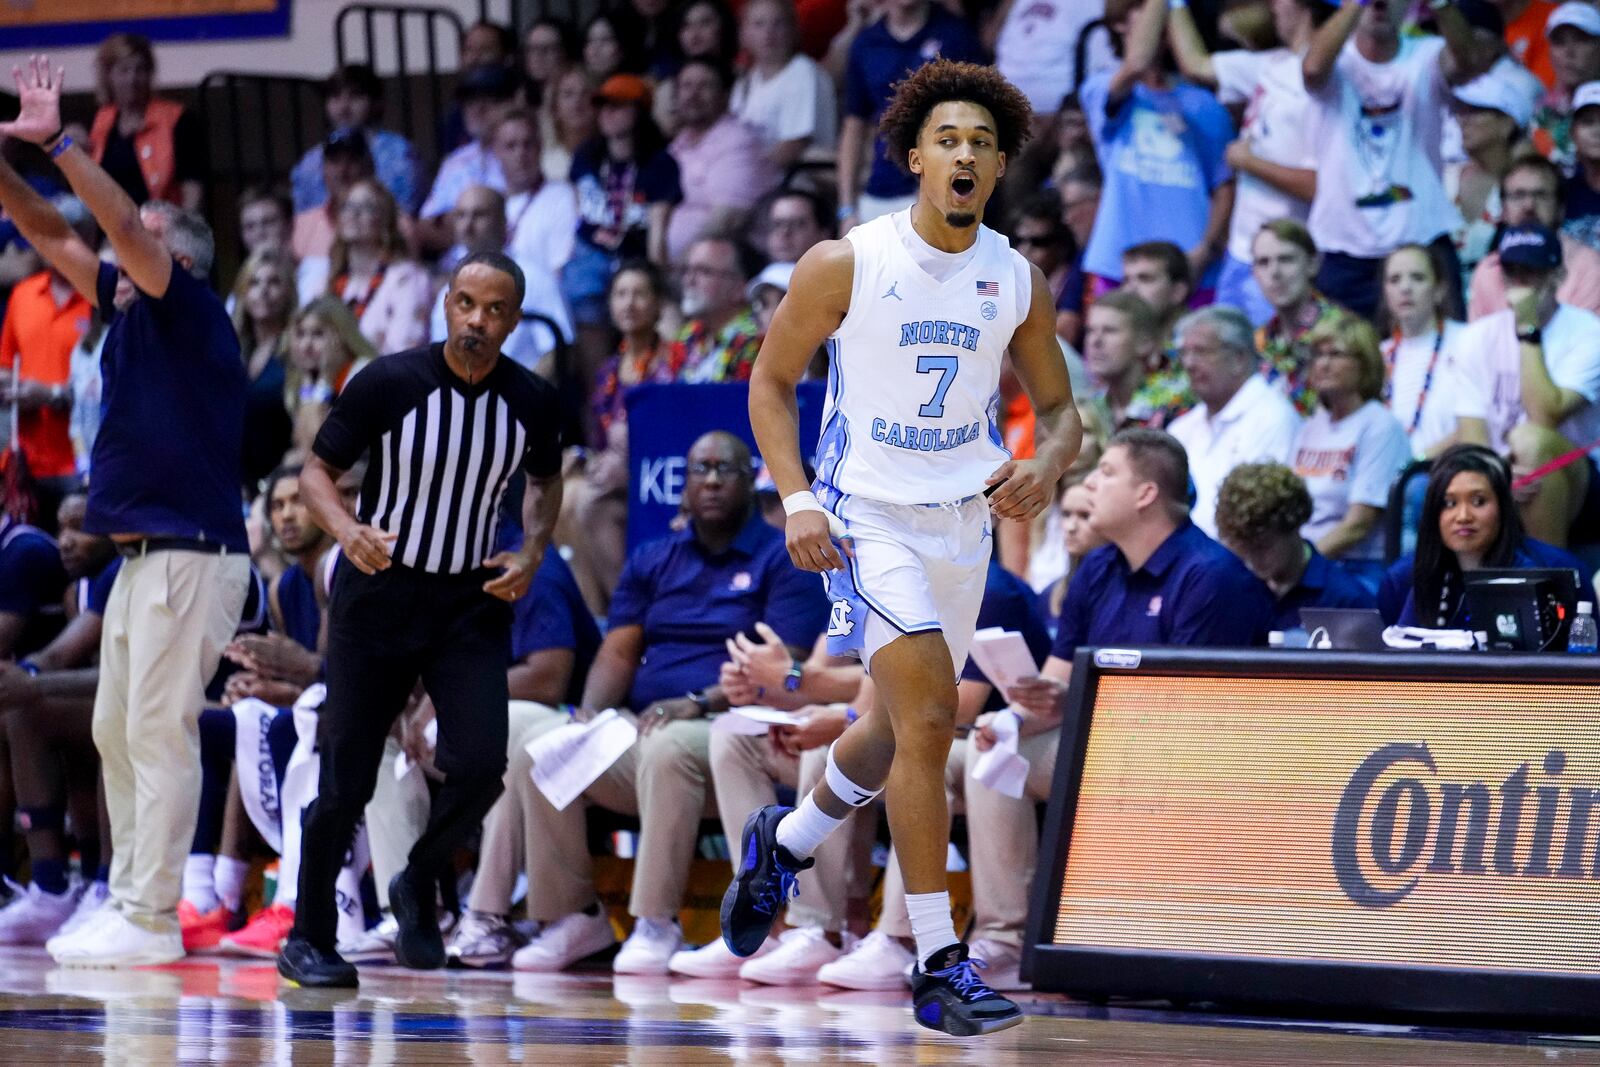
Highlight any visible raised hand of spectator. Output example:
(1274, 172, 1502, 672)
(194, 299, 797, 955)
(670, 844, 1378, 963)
(769, 703, 849, 757)
(727, 622, 795, 693)
(340, 523, 398, 574)
(226, 633, 321, 686)
(0, 56, 65, 145)
(719, 658, 761, 706)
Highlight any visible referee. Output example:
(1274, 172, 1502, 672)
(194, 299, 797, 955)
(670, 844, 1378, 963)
(277, 251, 563, 988)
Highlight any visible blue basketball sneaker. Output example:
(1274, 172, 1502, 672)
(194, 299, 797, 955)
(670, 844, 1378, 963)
(720, 805, 813, 957)
(910, 943, 1024, 1037)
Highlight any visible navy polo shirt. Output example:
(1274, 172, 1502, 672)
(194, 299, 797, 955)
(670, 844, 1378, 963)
(511, 550, 602, 707)
(1381, 540, 1591, 627)
(89, 261, 248, 551)
(1051, 520, 1275, 662)
(962, 558, 1052, 714)
(0, 520, 65, 618)
(1273, 543, 1376, 632)
(844, 9, 985, 200)
(608, 515, 830, 709)
(81, 556, 123, 616)
(276, 563, 322, 652)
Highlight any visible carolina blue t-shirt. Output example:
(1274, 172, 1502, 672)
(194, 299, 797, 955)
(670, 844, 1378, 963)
(90, 261, 248, 551)
(962, 558, 1052, 714)
(0, 520, 65, 617)
(1380, 540, 1591, 627)
(844, 9, 986, 200)
(1274, 543, 1377, 631)
(1079, 72, 1235, 286)
(511, 550, 602, 707)
(1052, 520, 1274, 662)
(607, 515, 830, 708)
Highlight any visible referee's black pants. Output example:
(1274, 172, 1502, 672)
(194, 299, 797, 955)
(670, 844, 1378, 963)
(294, 556, 512, 952)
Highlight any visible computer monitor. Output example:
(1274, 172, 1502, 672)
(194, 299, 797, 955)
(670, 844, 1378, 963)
(1463, 567, 1581, 651)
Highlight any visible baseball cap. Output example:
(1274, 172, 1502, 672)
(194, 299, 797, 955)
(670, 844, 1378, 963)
(1498, 224, 1563, 270)
(595, 74, 653, 108)
(1548, 1, 1600, 38)
(746, 262, 795, 302)
(1453, 73, 1534, 128)
(1575, 80, 1600, 114)
(322, 127, 372, 160)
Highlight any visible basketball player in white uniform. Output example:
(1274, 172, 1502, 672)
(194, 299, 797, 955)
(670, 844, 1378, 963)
(724, 60, 1081, 1036)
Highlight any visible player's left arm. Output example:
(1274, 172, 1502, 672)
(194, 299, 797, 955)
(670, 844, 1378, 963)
(986, 263, 1082, 522)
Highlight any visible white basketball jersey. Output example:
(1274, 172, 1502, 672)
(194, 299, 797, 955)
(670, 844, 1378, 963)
(814, 211, 1030, 506)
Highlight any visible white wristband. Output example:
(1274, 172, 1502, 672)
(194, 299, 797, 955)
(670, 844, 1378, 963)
(781, 490, 850, 541)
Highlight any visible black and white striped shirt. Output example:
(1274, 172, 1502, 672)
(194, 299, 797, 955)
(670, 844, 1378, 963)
(312, 344, 562, 574)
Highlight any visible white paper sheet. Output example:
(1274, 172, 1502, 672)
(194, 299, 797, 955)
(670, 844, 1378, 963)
(710, 705, 811, 735)
(971, 709, 1030, 799)
(968, 628, 1041, 702)
(393, 717, 440, 781)
(527, 709, 639, 811)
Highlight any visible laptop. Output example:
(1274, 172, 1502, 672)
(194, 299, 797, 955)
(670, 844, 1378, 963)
(1299, 607, 1388, 651)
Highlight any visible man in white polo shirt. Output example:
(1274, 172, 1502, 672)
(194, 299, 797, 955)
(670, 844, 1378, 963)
(1168, 305, 1303, 536)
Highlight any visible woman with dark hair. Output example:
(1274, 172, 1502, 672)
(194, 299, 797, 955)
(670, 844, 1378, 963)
(581, 12, 646, 83)
(590, 259, 681, 449)
(562, 75, 681, 377)
(523, 17, 578, 101)
(1379, 444, 1590, 626)
(653, 0, 741, 133)
(88, 33, 205, 210)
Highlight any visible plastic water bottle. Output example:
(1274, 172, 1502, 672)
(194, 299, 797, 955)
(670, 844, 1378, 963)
(1568, 601, 1598, 654)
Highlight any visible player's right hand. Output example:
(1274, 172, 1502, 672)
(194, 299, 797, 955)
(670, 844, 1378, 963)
(786, 510, 852, 572)
(342, 524, 398, 574)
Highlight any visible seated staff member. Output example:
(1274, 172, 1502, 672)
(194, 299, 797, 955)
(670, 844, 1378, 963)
(1214, 462, 1375, 633)
(1010, 430, 1275, 715)
(0, 510, 68, 660)
(1378, 444, 1590, 627)
(508, 431, 829, 976)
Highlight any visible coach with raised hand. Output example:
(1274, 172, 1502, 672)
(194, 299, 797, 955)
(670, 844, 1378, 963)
(276, 246, 564, 988)
(0, 56, 251, 967)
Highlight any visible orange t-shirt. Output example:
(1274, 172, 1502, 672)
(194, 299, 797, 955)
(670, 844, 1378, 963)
(0, 271, 89, 479)
(1506, 0, 1558, 90)
(1003, 389, 1036, 461)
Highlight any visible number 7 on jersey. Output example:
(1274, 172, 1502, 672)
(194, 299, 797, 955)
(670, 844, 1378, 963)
(916, 355, 959, 418)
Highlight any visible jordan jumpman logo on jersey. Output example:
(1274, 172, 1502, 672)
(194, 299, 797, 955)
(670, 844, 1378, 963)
(882, 281, 902, 301)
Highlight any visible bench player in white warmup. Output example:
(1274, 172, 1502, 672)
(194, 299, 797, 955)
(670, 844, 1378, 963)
(729, 60, 1081, 1037)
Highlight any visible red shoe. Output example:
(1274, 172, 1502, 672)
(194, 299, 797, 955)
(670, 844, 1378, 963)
(179, 901, 233, 953)
(217, 903, 295, 959)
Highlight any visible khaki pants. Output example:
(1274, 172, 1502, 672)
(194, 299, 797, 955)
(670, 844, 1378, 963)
(94, 548, 249, 933)
(962, 727, 1059, 947)
(506, 707, 714, 922)
(708, 732, 852, 932)
(467, 702, 574, 914)
(878, 739, 968, 938)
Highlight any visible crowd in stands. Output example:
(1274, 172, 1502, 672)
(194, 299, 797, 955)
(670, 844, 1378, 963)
(2, 0, 1600, 990)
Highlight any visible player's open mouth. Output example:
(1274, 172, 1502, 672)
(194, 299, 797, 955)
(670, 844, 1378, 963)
(951, 174, 976, 199)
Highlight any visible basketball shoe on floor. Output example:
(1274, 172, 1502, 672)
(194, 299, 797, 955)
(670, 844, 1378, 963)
(910, 942, 1023, 1037)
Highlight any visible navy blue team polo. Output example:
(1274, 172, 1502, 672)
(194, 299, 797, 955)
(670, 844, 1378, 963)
(1051, 520, 1274, 662)
(607, 514, 830, 709)
(1272, 543, 1375, 632)
(512, 549, 602, 707)
(963, 558, 1052, 714)
(89, 261, 248, 551)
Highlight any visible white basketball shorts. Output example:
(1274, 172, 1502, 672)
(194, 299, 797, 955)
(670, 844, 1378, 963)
(819, 490, 992, 674)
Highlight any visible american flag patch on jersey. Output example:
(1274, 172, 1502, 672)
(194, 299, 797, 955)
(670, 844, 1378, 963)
(975, 280, 999, 296)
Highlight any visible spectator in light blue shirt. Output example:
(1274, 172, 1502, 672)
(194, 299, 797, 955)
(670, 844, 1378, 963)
(1079, 0, 1235, 294)
(290, 65, 423, 216)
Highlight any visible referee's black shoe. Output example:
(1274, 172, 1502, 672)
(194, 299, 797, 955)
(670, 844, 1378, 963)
(277, 933, 358, 988)
(389, 869, 446, 969)
(910, 942, 1024, 1037)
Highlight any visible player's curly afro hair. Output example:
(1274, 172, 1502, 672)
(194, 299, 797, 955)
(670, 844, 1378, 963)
(878, 59, 1033, 176)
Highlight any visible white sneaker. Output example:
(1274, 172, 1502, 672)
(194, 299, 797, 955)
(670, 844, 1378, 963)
(55, 909, 184, 967)
(668, 934, 773, 978)
(338, 913, 399, 964)
(815, 930, 914, 991)
(511, 909, 617, 972)
(47, 898, 120, 958)
(739, 926, 854, 986)
(612, 917, 682, 975)
(447, 910, 525, 968)
(0, 880, 81, 945)
(968, 937, 1030, 992)
(52, 882, 111, 943)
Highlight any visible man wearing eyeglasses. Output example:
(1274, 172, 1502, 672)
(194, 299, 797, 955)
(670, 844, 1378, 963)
(504, 431, 829, 976)
(1467, 153, 1600, 318)
(675, 234, 767, 383)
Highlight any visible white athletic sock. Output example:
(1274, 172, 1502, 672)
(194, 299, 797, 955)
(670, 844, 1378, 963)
(905, 891, 959, 967)
(183, 854, 219, 913)
(774, 794, 845, 859)
(214, 856, 250, 913)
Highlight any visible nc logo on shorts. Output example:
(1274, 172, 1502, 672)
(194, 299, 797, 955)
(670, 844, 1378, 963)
(980, 300, 997, 321)
(828, 599, 856, 637)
